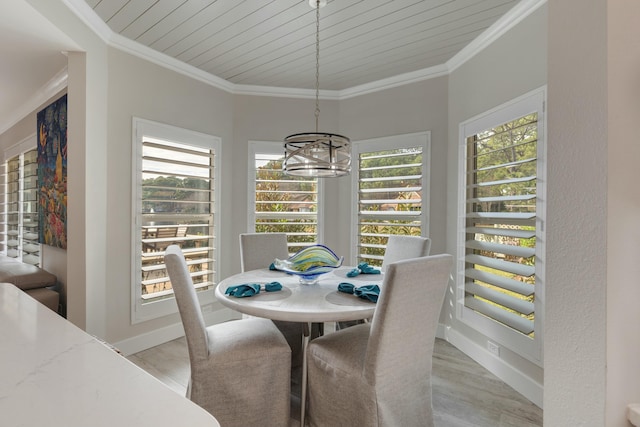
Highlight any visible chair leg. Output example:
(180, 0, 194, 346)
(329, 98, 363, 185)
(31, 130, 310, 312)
(300, 322, 312, 426)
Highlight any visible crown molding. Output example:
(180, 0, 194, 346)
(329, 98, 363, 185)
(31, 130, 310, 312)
(338, 64, 449, 99)
(234, 84, 340, 100)
(446, 0, 547, 73)
(0, 67, 68, 135)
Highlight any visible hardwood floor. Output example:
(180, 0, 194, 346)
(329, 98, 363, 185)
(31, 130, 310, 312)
(431, 340, 542, 427)
(128, 334, 542, 427)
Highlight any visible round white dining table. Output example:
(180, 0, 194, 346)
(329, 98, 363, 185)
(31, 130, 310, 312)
(215, 266, 382, 323)
(215, 265, 384, 426)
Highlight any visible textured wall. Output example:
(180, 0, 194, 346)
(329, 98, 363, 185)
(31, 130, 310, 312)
(606, 1, 640, 425)
(546, 0, 607, 424)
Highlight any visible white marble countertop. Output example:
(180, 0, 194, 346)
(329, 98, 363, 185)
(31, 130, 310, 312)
(0, 283, 219, 427)
(216, 266, 383, 323)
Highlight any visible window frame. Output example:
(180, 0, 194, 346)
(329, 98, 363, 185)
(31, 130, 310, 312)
(131, 118, 221, 324)
(456, 87, 546, 365)
(247, 141, 325, 248)
(350, 132, 431, 265)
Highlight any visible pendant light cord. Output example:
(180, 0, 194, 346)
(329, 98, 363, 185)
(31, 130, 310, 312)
(314, 0, 320, 133)
(283, 1, 351, 177)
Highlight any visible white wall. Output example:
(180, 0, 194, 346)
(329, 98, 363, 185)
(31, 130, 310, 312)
(445, 5, 548, 404)
(546, 1, 608, 424)
(546, 0, 640, 425)
(546, 1, 640, 425)
(606, 2, 640, 424)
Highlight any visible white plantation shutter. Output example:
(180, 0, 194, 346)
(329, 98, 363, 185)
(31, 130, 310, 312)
(21, 150, 39, 265)
(1, 144, 41, 266)
(352, 133, 429, 266)
(4, 156, 20, 259)
(249, 142, 320, 254)
(140, 138, 215, 301)
(464, 115, 537, 335)
(133, 118, 220, 322)
(458, 88, 545, 364)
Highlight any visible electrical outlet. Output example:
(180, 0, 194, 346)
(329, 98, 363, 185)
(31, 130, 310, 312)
(487, 341, 500, 357)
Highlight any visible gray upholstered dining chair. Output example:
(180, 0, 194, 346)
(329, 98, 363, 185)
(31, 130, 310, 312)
(381, 234, 431, 272)
(306, 254, 452, 427)
(239, 233, 306, 387)
(239, 232, 290, 272)
(164, 245, 291, 427)
(337, 234, 432, 330)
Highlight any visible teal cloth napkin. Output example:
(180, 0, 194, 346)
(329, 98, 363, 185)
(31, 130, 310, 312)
(264, 282, 282, 292)
(346, 268, 360, 277)
(225, 281, 282, 298)
(346, 262, 381, 277)
(337, 282, 380, 303)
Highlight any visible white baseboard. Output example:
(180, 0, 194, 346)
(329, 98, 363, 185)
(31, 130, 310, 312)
(439, 324, 543, 408)
(113, 307, 239, 356)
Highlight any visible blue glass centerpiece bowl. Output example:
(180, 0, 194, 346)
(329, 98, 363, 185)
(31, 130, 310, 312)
(274, 244, 343, 284)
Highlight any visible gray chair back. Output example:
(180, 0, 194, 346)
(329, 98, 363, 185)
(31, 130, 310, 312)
(164, 245, 208, 362)
(239, 232, 306, 374)
(239, 233, 289, 271)
(381, 235, 431, 272)
(365, 254, 451, 388)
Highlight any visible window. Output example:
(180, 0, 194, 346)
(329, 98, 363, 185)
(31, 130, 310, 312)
(132, 118, 220, 322)
(457, 88, 545, 364)
(1, 136, 40, 266)
(351, 133, 430, 266)
(248, 141, 322, 254)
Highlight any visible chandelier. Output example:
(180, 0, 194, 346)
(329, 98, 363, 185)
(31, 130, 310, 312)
(283, 0, 351, 177)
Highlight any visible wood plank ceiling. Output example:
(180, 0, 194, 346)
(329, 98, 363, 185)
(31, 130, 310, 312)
(84, 0, 520, 91)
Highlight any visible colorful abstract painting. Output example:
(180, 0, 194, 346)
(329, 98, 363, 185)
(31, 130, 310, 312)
(37, 94, 67, 249)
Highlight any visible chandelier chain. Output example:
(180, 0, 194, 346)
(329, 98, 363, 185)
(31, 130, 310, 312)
(315, 0, 320, 133)
(282, 0, 351, 178)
